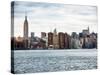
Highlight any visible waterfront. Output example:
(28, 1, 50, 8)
(12, 49, 97, 74)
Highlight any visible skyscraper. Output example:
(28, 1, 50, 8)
(41, 32, 46, 38)
(23, 14, 28, 48)
(41, 32, 48, 48)
(64, 33, 69, 49)
(53, 28, 59, 49)
(58, 32, 65, 49)
(82, 26, 90, 37)
(48, 32, 53, 48)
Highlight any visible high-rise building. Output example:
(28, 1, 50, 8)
(31, 32, 34, 38)
(82, 26, 90, 37)
(71, 32, 77, 39)
(58, 32, 65, 49)
(41, 32, 46, 38)
(64, 33, 69, 49)
(23, 14, 28, 49)
(30, 32, 35, 48)
(41, 32, 48, 48)
(53, 28, 59, 49)
(48, 32, 53, 48)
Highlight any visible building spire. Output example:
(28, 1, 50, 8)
(87, 26, 90, 34)
(25, 11, 27, 20)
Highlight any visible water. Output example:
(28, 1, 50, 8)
(12, 49, 97, 74)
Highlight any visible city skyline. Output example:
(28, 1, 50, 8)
(12, 1, 98, 37)
(11, 2, 98, 74)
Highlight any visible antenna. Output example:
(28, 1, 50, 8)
(25, 10, 27, 20)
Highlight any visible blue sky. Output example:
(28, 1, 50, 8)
(12, 1, 98, 37)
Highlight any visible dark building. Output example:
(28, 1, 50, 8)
(82, 26, 89, 37)
(58, 32, 65, 49)
(30, 32, 35, 49)
(41, 32, 47, 49)
(48, 32, 53, 48)
(79, 33, 83, 38)
(68, 35, 71, 49)
(15, 37, 24, 50)
(41, 32, 46, 38)
(64, 33, 69, 49)
(71, 32, 77, 39)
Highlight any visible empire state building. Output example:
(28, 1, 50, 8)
(23, 14, 28, 48)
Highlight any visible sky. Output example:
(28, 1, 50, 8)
(11, 1, 98, 37)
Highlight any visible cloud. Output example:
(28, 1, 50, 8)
(12, 1, 97, 37)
